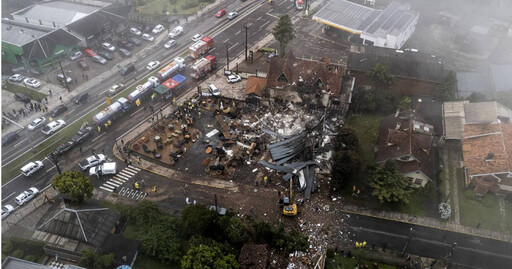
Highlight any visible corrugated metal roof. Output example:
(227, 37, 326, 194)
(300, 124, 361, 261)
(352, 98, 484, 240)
(12, 1, 105, 25)
(1, 19, 52, 46)
(313, 0, 380, 33)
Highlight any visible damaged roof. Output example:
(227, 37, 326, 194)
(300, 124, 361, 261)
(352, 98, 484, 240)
(268, 132, 307, 165)
(245, 76, 267, 97)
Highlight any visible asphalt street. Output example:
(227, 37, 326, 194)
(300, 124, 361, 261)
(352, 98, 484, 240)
(344, 212, 512, 269)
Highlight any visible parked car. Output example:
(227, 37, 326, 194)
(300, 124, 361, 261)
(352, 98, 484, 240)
(74, 93, 89, 104)
(192, 34, 203, 42)
(118, 48, 131, 58)
(152, 24, 164, 34)
(84, 49, 97, 57)
(164, 39, 176, 49)
(15, 187, 39, 205)
(23, 78, 41, 88)
(71, 127, 93, 144)
(27, 117, 46, 131)
(216, 9, 226, 18)
(208, 84, 220, 96)
(20, 161, 44, 176)
(2, 132, 20, 146)
(42, 120, 66, 135)
(119, 63, 136, 76)
(267, 52, 277, 61)
(227, 74, 242, 83)
(14, 92, 31, 103)
(127, 37, 142, 46)
(1, 205, 14, 219)
(51, 105, 68, 117)
(54, 141, 75, 156)
(77, 59, 89, 70)
(102, 42, 115, 52)
(130, 27, 142, 36)
(79, 154, 106, 170)
(227, 11, 238, 20)
(168, 26, 183, 38)
(69, 51, 83, 61)
(117, 40, 134, 50)
(146, 61, 160, 70)
(97, 51, 113, 60)
(108, 84, 125, 96)
(142, 33, 154, 42)
(92, 55, 107, 65)
(57, 73, 72, 84)
(8, 74, 24, 82)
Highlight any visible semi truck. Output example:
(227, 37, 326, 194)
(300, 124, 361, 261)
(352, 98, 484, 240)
(188, 37, 214, 59)
(156, 57, 185, 81)
(190, 55, 217, 79)
(92, 97, 131, 124)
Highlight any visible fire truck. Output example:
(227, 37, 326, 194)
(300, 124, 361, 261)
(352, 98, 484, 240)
(188, 37, 214, 59)
(190, 55, 217, 79)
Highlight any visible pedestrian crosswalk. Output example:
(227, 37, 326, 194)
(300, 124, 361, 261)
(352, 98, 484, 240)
(118, 187, 147, 200)
(99, 165, 141, 193)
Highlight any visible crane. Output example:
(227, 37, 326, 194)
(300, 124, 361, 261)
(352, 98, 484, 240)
(282, 179, 298, 216)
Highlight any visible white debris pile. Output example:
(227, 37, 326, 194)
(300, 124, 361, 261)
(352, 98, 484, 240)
(260, 108, 317, 138)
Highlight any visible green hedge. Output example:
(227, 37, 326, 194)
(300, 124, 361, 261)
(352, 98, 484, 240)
(24, 255, 36, 262)
(12, 250, 24, 259)
(2, 241, 13, 253)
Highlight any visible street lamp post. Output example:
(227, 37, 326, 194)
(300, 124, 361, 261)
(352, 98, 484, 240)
(57, 58, 71, 92)
(226, 43, 230, 71)
(401, 227, 414, 257)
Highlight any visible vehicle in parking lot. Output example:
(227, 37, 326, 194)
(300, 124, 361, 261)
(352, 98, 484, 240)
(77, 59, 89, 70)
(57, 73, 73, 84)
(108, 84, 125, 96)
(1, 205, 14, 219)
(27, 117, 46, 130)
(119, 63, 136, 76)
(267, 52, 277, 61)
(227, 74, 241, 83)
(142, 33, 154, 42)
(97, 51, 113, 60)
(2, 132, 20, 146)
(9, 74, 24, 82)
(21, 161, 44, 176)
(15, 92, 31, 103)
(15, 187, 39, 205)
(118, 48, 131, 58)
(127, 37, 142, 46)
(102, 42, 115, 52)
(51, 105, 68, 117)
(54, 141, 75, 156)
(79, 154, 106, 170)
(92, 55, 107, 65)
(71, 127, 93, 144)
(192, 34, 203, 42)
(208, 84, 220, 96)
(130, 27, 142, 36)
(84, 49, 97, 57)
(164, 39, 176, 49)
(152, 24, 164, 34)
(216, 9, 226, 18)
(42, 119, 66, 135)
(146, 61, 160, 70)
(69, 51, 83, 61)
(117, 40, 134, 50)
(23, 78, 41, 88)
(227, 11, 238, 19)
(74, 93, 89, 104)
(168, 26, 183, 38)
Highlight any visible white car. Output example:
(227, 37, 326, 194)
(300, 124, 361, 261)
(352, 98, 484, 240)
(108, 84, 125, 96)
(192, 34, 203, 42)
(130, 27, 142, 36)
(79, 154, 106, 170)
(92, 55, 107, 65)
(208, 84, 220, 96)
(146, 61, 160, 70)
(15, 187, 39, 206)
(42, 119, 66, 135)
(9, 74, 25, 82)
(1, 205, 14, 219)
(168, 26, 183, 38)
(152, 24, 164, 34)
(164, 40, 176, 49)
(102, 42, 116, 52)
(23, 78, 41, 88)
(227, 74, 241, 83)
(142, 33, 154, 42)
(27, 117, 46, 130)
(227, 12, 238, 20)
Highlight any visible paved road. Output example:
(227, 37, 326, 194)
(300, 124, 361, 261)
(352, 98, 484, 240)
(344, 212, 512, 269)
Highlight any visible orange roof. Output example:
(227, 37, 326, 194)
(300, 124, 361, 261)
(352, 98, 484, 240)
(245, 76, 267, 97)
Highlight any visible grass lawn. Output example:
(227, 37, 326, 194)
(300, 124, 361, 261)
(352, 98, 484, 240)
(3, 81, 47, 101)
(399, 190, 427, 217)
(506, 201, 512, 234)
(346, 113, 382, 164)
(325, 255, 396, 269)
(123, 224, 138, 239)
(139, 0, 212, 15)
(457, 168, 502, 231)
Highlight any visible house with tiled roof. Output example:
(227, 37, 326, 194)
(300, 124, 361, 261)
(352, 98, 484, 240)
(376, 110, 438, 187)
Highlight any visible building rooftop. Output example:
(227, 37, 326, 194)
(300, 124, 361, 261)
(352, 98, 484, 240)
(490, 64, 512, 93)
(464, 101, 512, 125)
(456, 72, 494, 99)
(1, 19, 53, 46)
(442, 101, 469, 140)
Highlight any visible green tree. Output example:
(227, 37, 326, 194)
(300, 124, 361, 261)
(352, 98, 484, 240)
(138, 215, 182, 263)
(398, 96, 412, 111)
(180, 204, 216, 238)
(435, 71, 456, 101)
(78, 250, 115, 269)
(333, 127, 359, 151)
(181, 245, 239, 269)
(369, 160, 413, 204)
(52, 171, 93, 202)
(467, 92, 486, 103)
(222, 216, 248, 247)
(272, 14, 294, 56)
(129, 200, 162, 225)
(369, 63, 394, 86)
(330, 150, 362, 191)
(350, 86, 377, 112)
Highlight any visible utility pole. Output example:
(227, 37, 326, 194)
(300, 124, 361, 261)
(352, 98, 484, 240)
(57, 58, 71, 92)
(2, 116, 34, 151)
(244, 25, 249, 60)
(49, 153, 62, 174)
(401, 228, 413, 257)
(226, 43, 230, 71)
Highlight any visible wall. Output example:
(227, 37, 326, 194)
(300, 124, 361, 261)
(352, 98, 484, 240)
(1, 42, 23, 65)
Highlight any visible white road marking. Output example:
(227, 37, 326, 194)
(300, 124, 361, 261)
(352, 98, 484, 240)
(92, 133, 106, 142)
(209, 47, 216, 53)
(279, 0, 286, 6)
(105, 181, 121, 187)
(124, 167, 139, 173)
(260, 21, 270, 28)
(111, 178, 125, 184)
(45, 166, 56, 173)
(2, 192, 16, 202)
(228, 42, 239, 51)
(247, 23, 252, 27)
(257, 16, 262, 20)
(115, 174, 130, 180)
(235, 30, 241, 35)
(100, 186, 113, 192)
(128, 165, 141, 171)
(223, 39, 230, 43)
(121, 169, 136, 176)
(266, 12, 279, 19)
(130, 108, 143, 116)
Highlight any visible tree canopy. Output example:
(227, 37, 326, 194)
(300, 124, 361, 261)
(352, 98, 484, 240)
(330, 150, 362, 191)
(272, 14, 294, 56)
(181, 244, 239, 269)
(369, 160, 413, 204)
(435, 71, 456, 101)
(180, 204, 216, 239)
(51, 171, 93, 202)
(333, 127, 360, 152)
(78, 250, 114, 269)
(369, 63, 394, 86)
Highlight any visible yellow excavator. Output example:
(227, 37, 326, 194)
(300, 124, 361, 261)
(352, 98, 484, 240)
(282, 179, 298, 216)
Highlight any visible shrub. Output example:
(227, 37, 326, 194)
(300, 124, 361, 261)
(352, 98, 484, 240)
(12, 250, 24, 258)
(24, 255, 36, 262)
(463, 189, 475, 200)
(326, 248, 335, 258)
(2, 241, 13, 253)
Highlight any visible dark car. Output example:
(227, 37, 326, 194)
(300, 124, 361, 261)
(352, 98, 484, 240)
(127, 37, 142, 46)
(53, 141, 75, 156)
(97, 51, 113, 60)
(14, 93, 31, 103)
(51, 105, 68, 117)
(74, 93, 89, 104)
(118, 48, 131, 58)
(119, 63, 136, 76)
(2, 132, 20, 146)
(77, 59, 89, 70)
(71, 127, 93, 144)
(116, 40, 134, 50)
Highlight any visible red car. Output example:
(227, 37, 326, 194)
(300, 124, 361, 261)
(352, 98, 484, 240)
(84, 49, 97, 57)
(215, 9, 226, 18)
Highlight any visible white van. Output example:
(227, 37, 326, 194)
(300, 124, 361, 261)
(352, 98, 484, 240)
(89, 162, 117, 177)
(208, 84, 220, 96)
(15, 187, 39, 205)
(21, 161, 44, 177)
(168, 26, 183, 38)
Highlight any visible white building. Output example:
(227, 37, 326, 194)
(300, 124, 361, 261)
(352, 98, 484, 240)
(313, 0, 419, 49)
